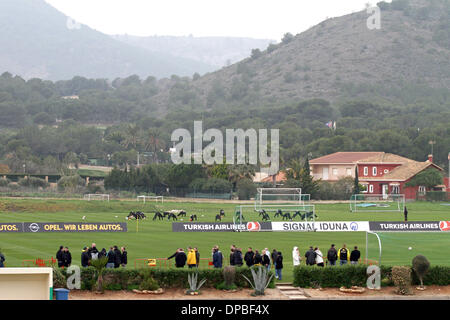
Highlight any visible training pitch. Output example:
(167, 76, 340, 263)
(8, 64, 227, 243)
(0, 198, 448, 283)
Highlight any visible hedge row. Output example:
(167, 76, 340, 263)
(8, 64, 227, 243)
(58, 267, 275, 291)
(293, 265, 450, 288)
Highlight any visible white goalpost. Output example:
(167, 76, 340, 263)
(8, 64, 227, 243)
(83, 194, 110, 201)
(350, 194, 405, 212)
(137, 195, 164, 203)
(255, 188, 309, 211)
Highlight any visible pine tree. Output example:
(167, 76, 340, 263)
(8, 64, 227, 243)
(353, 166, 360, 195)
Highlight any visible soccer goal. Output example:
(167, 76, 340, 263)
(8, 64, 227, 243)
(83, 194, 110, 201)
(234, 204, 316, 227)
(350, 194, 405, 212)
(255, 188, 309, 211)
(137, 195, 164, 203)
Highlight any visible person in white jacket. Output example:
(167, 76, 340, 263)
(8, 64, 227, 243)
(292, 246, 301, 266)
(314, 247, 324, 267)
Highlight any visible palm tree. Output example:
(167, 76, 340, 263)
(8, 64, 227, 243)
(121, 124, 142, 150)
(144, 128, 165, 163)
(90, 256, 108, 293)
(228, 164, 256, 189)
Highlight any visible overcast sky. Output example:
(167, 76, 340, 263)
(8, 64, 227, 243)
(45, 0, 387, 41)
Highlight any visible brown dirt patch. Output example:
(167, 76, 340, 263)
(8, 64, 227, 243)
(304, 285, 450, 298)
(69, 288, 289, 300)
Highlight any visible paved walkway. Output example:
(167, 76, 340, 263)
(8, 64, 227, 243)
(276, 283, 310, 300)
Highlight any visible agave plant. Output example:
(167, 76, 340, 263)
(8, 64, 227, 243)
(186, 272, 207, 294)
(241, 266, 274, 296)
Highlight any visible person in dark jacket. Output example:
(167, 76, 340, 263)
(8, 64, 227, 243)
(244, 247, 255, 267)
(194, 247, 200, 268)
(212, 246, 223, 268)
(262, 249, 271, 271)
(275, 252, 283, 281)
(62, 247, 72, 267)
(271, 249, 278, 269)
(0, 249, 5, 268)
(350, 246, 361, 265)
(229, 245, 236, 266)
(327, 244, 338, 266)
(81, 247, 90, 267)
(98, 248, 107, 259)
(233, 248, 243, 267)
(404, 206, 408, 222)
(338, 244, 350, 266)
(56, 245, 64, 267)
(88, 243, 99, 260)
(106, 247, 115, 268)
(168, 248, 187, 268)
(113, 245, 122, 268)
(305, 246, 316, 266)
(121, 247, 128, 267)
(254, 250, 262, 265)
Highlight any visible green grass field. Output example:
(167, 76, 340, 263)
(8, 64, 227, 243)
(0, 198, 449, 283)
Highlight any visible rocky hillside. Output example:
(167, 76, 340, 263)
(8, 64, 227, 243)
(148, 0, 450, 113)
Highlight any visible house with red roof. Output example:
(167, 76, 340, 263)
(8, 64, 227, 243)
(309, 152, 445, 200)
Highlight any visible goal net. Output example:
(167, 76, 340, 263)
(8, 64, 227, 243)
(83, 194, 110, 201)
(255, 188, 309, 211)
(137, 195, 164, 203)
(350, 194, 405, 212)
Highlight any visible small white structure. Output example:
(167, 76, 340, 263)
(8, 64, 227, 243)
(137, 195, 164, 203)
(0, 268, 53, 300)
(83, 194, 110, 201)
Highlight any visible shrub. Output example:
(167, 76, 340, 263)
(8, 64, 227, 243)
(412, 255, 430, 288)
(0, 178, 9, 187)
(53, 267, 66, 288)
(236, 179, 257, 200)
(57, 175, 85, 192)
(392, 266, 413, 295)
(18, 177, 49, 189)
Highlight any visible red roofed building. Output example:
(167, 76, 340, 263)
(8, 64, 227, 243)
(309, 152, 445, 200)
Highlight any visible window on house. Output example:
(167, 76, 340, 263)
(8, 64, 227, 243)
(372, 167, 377, 176)
(364, 167, 368, 176)
(369, 184, 374, 193)
(346, 168, 352, 176)
(332, 168, 338, 176)
(418, 186, 426, 195)
(392, 185, 400, 194)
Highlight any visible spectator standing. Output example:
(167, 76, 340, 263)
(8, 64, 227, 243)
(292, 246, 301, 267)
(212, 246, 223, 268)
(327, 244, 338, 267)
(254, 250, 262, 266)
(56, 245, 64, 267)
(121, 247, 128, 267)
(404, 206, 408, 222)
(275, 251, 283, 281)
(63, 247, 72, 267)
(244, 247, 255, 267)
(98, 248, 107, 259)
(350, 246, 361, 265)
(338, 244, 350, 266)
(305, 246, 316, 266)
(0, 249, 5, 268)
(271, 249, 278, 270)
(187, 247, 197, 268)
(88, 243, 99, 260)
(314, 247, 324, 267)
(81, 247, 90, 267)
(229, 245, 236, 266)
(168, 248, 187, 268)
(113, 246, 122, 268)
(264, 248, 271, 269)
(262, 249, 271, 271)
(233, 248, 243, 267)
(194, 247, 200, 268)
(106, 247, 115, 268)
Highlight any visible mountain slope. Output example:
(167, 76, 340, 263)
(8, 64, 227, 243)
(148, 0, 450, 113)
(0, 0, 213, 80)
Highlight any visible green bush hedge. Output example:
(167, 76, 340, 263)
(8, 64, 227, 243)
(59, 266, 275, 291)
(293, 265, 450, 288)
